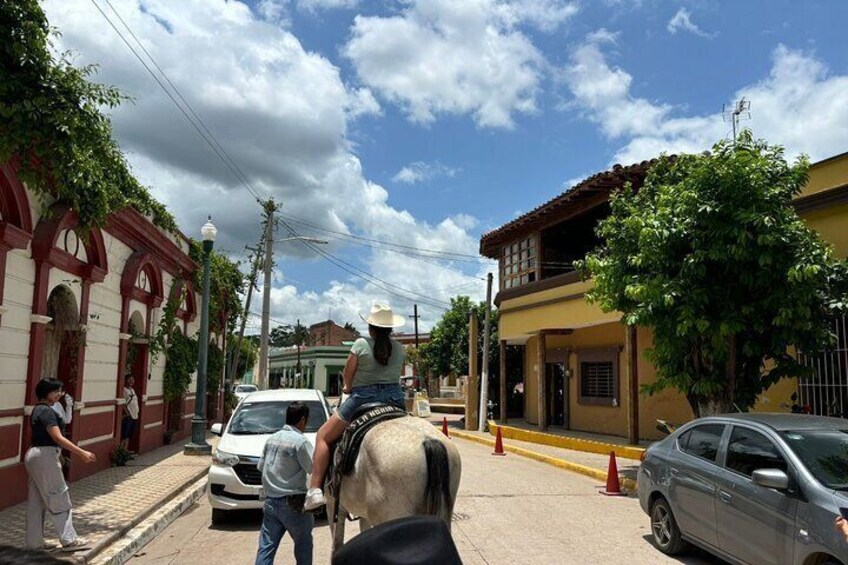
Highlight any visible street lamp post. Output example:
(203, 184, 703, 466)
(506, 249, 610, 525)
(185, 217, 216, 456)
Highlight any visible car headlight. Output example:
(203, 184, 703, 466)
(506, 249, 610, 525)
(212, 450, 240, 467)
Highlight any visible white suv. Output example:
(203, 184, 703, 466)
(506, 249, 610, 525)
(207, 389, 331, 524)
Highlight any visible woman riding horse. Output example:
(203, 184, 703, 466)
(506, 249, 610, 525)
(304, 304, 406, 511)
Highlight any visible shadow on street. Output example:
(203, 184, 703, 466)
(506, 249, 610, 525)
(640, 535, 728, 564)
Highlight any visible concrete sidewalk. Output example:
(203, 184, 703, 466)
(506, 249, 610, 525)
(446, 423, 640, 492)
(0, 438, 214, 563)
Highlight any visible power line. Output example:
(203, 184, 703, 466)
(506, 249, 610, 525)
(92, 0, 264, 203)
(279, 214, 495, 261)
(277, 217, 451, 310)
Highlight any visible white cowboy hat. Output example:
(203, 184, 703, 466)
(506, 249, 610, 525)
(360, 303, 406, 328)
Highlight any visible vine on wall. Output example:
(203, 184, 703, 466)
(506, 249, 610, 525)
(0, 1, 177, 233)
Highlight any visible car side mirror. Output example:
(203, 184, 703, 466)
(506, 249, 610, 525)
(210, 423, 223, 436)
(752, 468, 789, 490)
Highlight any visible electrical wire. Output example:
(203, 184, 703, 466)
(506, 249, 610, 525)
(90, 0, 264, 204)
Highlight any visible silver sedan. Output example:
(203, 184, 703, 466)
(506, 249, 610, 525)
(638, 413, 848, 565)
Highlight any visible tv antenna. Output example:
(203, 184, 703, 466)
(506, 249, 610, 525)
(722, 97, 751, 142)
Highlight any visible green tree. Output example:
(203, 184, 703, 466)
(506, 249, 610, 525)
(579, 132, 848, 417)
(269, 322, 309, 347)
(228, 338, 258, 379)
(343, 322, 360, 337)
(419, 296, 499, 380)
(0, 0, 176, 232)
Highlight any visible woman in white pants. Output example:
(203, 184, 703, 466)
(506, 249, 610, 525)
(26, 379, 96, 552)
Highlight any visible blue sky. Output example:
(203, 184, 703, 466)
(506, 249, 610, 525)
(42, 0, 848, 331)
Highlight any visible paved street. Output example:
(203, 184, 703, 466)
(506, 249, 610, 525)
(128, 437, 723, 565)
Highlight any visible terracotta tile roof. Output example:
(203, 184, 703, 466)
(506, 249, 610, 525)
(479, 158, 663, 258)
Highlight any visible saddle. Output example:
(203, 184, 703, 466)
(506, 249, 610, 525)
(327, 403, 407, 522)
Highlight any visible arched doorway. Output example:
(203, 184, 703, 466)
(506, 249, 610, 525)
(42, 284, 82, 478)
(42, 284, 82, 416)
(125, 310, 148, 453)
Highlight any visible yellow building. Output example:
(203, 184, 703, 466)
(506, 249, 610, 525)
(481, 152, 848, 443)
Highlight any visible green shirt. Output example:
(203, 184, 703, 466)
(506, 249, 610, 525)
(350, 337, 405, 387)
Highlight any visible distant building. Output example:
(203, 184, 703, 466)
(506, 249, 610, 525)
(269, 344, 353, 397)
(308, 319, 359, 346)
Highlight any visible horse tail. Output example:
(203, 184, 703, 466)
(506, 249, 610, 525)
(423, 438, 452, 520)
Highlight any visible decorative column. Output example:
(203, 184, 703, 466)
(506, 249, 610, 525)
(537, 331, 547, 431)
(626, 325, 640, 445)
(499, 340, 507, 423)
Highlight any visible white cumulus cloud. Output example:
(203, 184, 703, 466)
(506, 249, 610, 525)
(343, 0, 577, 128)
(667, 8, 713, 38)
(392, 161, 460, 184)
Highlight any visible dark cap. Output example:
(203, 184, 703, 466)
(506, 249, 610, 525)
(332, 516, 462, 565)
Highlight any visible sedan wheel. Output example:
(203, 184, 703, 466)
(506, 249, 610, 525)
(650, 498, 688, 555)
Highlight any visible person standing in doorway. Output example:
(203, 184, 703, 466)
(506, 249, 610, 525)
(121, 375, 139, 453)
(255, 402, 314, 565)
(26, 378, 96, 552)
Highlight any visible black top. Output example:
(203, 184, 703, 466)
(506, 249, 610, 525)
(31, 404, 64, 447)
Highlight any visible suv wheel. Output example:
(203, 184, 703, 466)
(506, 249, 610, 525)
(211, 508, 228, 526)
(650, 497, 688, 555)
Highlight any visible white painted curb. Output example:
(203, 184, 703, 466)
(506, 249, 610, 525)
(88, 477, 207, 565)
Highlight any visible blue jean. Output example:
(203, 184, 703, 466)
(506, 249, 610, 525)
(337, 383, 405, 422)
(255, 496, 314, 565)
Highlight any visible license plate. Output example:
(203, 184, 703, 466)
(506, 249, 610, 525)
(258, 488, 266, 500)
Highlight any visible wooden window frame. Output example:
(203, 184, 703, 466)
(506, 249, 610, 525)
(500, 235, 538, 290)
(577, 347, 620, 407)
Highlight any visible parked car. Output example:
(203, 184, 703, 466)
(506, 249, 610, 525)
(638, 413, 848, 564)
(207, 389, 330, 524)
(232, 383, 258, 401)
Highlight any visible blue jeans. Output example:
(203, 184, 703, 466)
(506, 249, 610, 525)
(337, 383, 405, 422)
(255, 496, 314, 565)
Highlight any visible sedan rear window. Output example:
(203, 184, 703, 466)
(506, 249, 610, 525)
(228, 400, 327, 435)
(781, 429, 848, 490)
(678, 424, 725, 463)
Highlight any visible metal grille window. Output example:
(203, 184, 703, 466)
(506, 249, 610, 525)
(500, 236, 537, 290)
(577, 348, 620, 406)
(798, 315, 848, 418)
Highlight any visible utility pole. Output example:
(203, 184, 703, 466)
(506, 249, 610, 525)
(410, 305, 421, 389)
(257, 199, 277, 390)
(478, 273, 493, 432)
(296, 318, 302, 388)
(228, 237, 265, 390)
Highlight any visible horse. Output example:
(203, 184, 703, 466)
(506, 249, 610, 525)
(326, 415, 462, 553)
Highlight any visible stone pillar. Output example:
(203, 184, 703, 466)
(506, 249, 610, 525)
(537, 331, 547, 431)
(499, 340, 507, 423)
(626, 325, 640, 445)
(465, 311, 479, 431)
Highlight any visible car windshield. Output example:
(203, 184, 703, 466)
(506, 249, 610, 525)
(228, 400, 326, 435)
(235, 385, 257, 393)
(781, 429, 848, 490)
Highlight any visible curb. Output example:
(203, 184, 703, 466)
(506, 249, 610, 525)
(486, 421, 645, 461)
(82, 466, 209, 564)
(449, 428, 638, 493)
(89, 476, 207, 565)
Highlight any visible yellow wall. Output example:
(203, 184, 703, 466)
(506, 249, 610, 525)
(802, 203, 848, 258)
(501, 150, 848, 438)
(799, 152, 848, 198)
(499, 280, 619, 340)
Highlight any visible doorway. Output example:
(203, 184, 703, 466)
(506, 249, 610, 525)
(126, 311, 148, 454)
(546, 363, 567, 427)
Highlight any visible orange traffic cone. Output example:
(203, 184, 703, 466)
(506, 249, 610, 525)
(492, 426, 506, 456)
(600, 451, 626, 496)
(442, 417, 450, 438)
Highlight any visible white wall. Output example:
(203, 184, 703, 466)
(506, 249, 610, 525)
(0, 244, 35, 411)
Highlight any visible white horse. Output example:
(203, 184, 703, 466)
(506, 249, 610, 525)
(327, 416, 462, 552)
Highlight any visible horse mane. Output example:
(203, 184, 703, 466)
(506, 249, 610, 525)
(422, 438, 452, 520)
